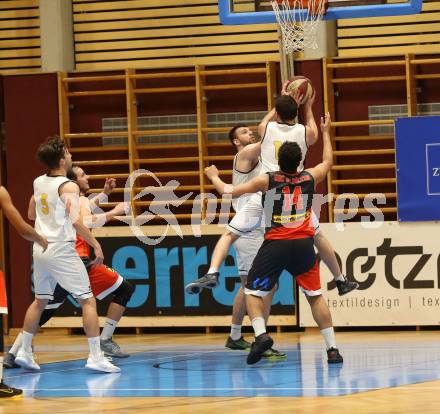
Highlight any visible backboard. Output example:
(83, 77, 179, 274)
(219, 0, 423, 23)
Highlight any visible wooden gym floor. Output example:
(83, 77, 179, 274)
(2, 330, 440, 413)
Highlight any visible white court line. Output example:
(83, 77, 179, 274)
(17, 386, 440, 391)
(5, 351, 219, 379)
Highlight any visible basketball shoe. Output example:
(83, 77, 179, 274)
(225, 336, 252, 350)
(3, 352, 19, 369)
(85, 352, 121, 373)
(0, 382, 22, 399)
(263, 348, 287, 360)
(15, 348, 40, 371)
(336, 278, 359, 296)
(185, 272, 219, 294)
(327, 347, 343, 363)
(246, 333, 274, 365)
(100, 338, 130, 358)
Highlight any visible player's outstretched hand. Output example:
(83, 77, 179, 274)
(103, 178, 116, 195)
(305, 88, 316, 108)
(282, 80, 303, 105)
(112, 201, 130, 217)
(321, 112, 331, 132)
(205, 165, 219, 180)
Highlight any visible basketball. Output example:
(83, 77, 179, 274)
(286, 76, 314, 105)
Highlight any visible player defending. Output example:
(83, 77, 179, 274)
(14, 136, 119, 373)
(187, 87, 357, 298)
(0, 186, 48, 397)
(216, 125, 285, 358)
(205, 113, 342, 364)
(4, 166, 133, 368)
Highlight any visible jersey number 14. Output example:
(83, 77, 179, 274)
(282, 186, 304, 211)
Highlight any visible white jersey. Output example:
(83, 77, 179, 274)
(232, 154, 262, 212)
(33, 174, 76, 242)
(260, 121, 308, 173)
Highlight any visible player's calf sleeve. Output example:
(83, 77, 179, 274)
(38, 308, 59, 327)
(111, 280, 134, 307)
(39, 285, 69, 326)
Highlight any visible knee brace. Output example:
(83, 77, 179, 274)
(111, 280, 134, 307)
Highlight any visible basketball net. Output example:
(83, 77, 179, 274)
(271, 0, 327, 53)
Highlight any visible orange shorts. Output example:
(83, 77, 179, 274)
(88, 264, 123, 300)
(0, 270, 7, 314)
(296, 261, 322, 296)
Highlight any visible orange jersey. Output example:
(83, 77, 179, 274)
(264, 211, 314, 240)
(263, 171, 315, 241)
(76, 234, 90, 258)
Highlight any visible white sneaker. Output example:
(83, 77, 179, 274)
(15, 348, 40, 371)
(85, 353, 121, 373)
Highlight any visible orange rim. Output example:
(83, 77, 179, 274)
(273, 0, 329, 14)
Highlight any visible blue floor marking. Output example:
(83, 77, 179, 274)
(4, 342, 440, 397)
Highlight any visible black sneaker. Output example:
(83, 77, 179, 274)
(327, 347, 343, 363)
(336, 278, 359, 296)
(0, 382, 22, 398)
(185, 272, 219, 294)
(3, 352, 19, 369)
(225, 336, 252, 350)
(246, 333, 274, 365)
(263, 348, 287, 360)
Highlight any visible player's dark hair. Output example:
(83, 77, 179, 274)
(275, 95, 298, 123)
(228, 124, 248, 149)
(278, 141, 302, 174)
(37, 135, 66, 170)
(66, 165, 79, 181)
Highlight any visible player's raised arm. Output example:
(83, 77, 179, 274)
(60, 181, 104, 265)
(306, 112, 333, 185)
(236, 141, 261, 164)
(82, 197, 129, 228)
(0, 186, 47, 249)
(205, 165, 269, 198)
(258, 108, 277, 139)
(304, 91, 319, 146)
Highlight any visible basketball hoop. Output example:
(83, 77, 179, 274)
(271, 0, 328, 53)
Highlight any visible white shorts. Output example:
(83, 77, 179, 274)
(227, 192, 264, 236)
(227, 192, 320, 236)
(33, 242, 93, 301)
(233, 227, 264, 276)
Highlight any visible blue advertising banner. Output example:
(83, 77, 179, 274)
(395, 116, 440, 221)
(54, 234, 295, 317)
